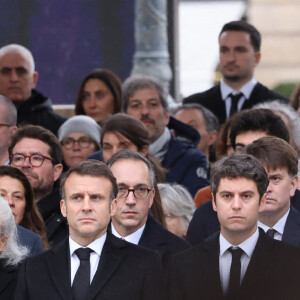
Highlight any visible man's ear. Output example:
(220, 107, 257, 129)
(60, 199, 67, 217)
(0, 236, 7, 252)
(254, 51, 261, 66)
(111, 199, 118, 217)
(212, 195, 217, 212)
(32, 72, 39, 88)
(208, 130, 217, 147)
(53, 164, 63, 181)
(149, 188, 155, 208)
(163, 111, 170, 126)
(290, 175, 298, 197)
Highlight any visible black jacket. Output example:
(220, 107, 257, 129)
(183, 82, 289, 125)
(17, 89, 67, 136)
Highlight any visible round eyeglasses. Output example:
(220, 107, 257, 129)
(117, 187, 152, 199)
(10, 154, 53, 167)
(61, 136, 93, 150)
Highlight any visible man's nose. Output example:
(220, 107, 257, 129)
(232, 196, 241, 209)
(125, 190, 137, 205)
(9, 70, 19, 82)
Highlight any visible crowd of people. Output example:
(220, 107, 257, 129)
(0, 19, 299, 299)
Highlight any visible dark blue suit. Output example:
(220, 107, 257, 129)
(17, 225, 43, 256)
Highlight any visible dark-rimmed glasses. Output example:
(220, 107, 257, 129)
(117, 187, 152, 199)
(61, 136, 93, 150)
(10, 154, 53, 167)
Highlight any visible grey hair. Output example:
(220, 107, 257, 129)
(253, 100, 300, 152)
(174, 103, 219, 132)
(107, 149, 156, 188)
(158, 183, 195, 231)
(122, 74, 168, 112)
(0, 196, 28, 266)
(0, 44, 35, 73)
(0, 95, 17, 125)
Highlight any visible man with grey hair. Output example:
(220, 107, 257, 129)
(122, 75, 209, 197)
(170, 153, 300, 300)
(0, 95, 17, 165)
(0, 44, 66, 135)
(15, 160, 164, 300)
(108, 150, 189, 272)
(174, 103, 219, 162)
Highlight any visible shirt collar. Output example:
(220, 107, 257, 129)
(258, 208, 290, 235)
(219, 227, 259, 258)
(111, 222, 145, 245)
(69, 233, 107, 257)
(220, 78, 257, 100)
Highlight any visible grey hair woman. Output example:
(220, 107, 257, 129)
(158, 183, 195, 239)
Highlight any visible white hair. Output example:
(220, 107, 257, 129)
(253, 100, 300, 152)
(0, 44, 35, 73)
(158, 183, 195, 231)
(0, 196, 28, 266)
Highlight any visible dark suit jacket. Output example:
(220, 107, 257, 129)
(186, 202, 300, 247)
(15, 232, 164, 300)
(0, 259, 19, 300)
(171, 230, 300, 300)
(17, 225, 43, 257)
(183, 82, 289, 124)
(139, 215, 190, 270)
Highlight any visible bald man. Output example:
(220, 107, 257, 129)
(0, 44, 66, 135)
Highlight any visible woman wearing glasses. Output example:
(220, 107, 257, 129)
(58, 115, 101, 170)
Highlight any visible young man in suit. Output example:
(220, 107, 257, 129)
(170, 154, 300, 300)
(15, 160, 164, 300)
(183, 21, 288, 125)
(107, 150, 190, 272)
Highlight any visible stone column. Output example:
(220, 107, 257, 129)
(131, 0, 173, 99)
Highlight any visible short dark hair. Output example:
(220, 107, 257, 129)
(220, 20, 261, 52)
(8, 125, 63, 165)
(174, 103, 219, 132)
(75, 68, 122, 116)
(60, 160, 118, 203)
(244, 136, 298, 177)
(122, 75, 168, 112)
(211, 153, 268, 201)
(101, 113, 149, 152)
(107, 149, 155, 188)
(230, 109, 290, 149)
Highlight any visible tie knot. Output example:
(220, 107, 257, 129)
(228, 247, 244, 260)
(230, 92, 243, 102)
(75, 248, 93, 261)
(266, 228, 277, 238)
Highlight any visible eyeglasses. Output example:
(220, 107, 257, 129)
(10, 154, 53, 167)
(61, 136, 93, 149)
(117, 187, 152, 199)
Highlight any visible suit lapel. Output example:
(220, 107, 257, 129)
(89, 232, 127, 299)
(282, 207, 300, 246)
(215, 85, 227, 124)
(46, 238, 73, 300)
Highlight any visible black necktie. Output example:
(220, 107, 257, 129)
(72, 248, 93, 300)
(227, 247, 244, 297)
(229, 93, 243, 116)
(266, 228, 277, 239)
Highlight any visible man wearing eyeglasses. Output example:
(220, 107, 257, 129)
(8, 124, 68, 246)
(107, 150, 189, 273)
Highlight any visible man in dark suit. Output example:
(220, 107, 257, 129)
(183, 21, 288, 125)
(187, 136, 300, 247)
(107, 150, 190, 271)
(170, 154, 300, 300)
(15, 160, 164, 300)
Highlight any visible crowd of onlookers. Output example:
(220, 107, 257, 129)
(0, 19, 300, 299)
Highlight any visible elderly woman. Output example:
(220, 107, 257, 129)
(0, 166, 48, 250)
(0, 196, 28, 298)
(158, 183, 195, 238)
(58, 115, 101, 169)
(75, 69, 122, 124)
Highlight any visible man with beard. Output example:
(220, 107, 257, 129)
(122, 75, 209, 197)
(183, 21, 288, 125)
(8, 125, 67, 246)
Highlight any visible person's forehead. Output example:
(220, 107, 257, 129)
(219, 30, 252, 45)
(129, 88, 160, 101)
(217, 176, 259, 192)
(175, 109, 206, 125)
(13, 138, 50, 154)
(0, 50, 31, 68)
(111, 159, 151, 184)
(65, 173, 112, 190)
(266, 167, 290, 177)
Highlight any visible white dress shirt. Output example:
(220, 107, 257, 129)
(258, 208, 290, 241)
(111, 223, 145, 245)
(69, 233, 106, 285)
(220, 78, 258, 119)
(219, 228, 259, 294)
